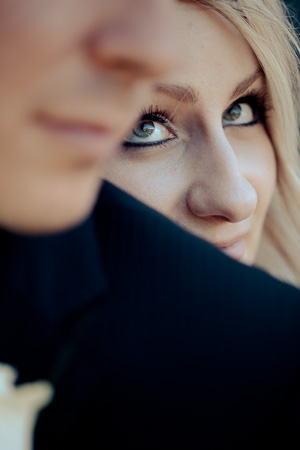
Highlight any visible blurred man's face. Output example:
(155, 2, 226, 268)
(0, 0, 176, 233)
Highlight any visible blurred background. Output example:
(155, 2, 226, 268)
(286, 0, 300, 21)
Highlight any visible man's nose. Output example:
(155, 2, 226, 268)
(186, 133, 258, 223)
(88, 0, 177, 80)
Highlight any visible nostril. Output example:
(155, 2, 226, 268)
(88, 28, 176, 79)
(86, 4, 177, 80)
(186, 178, 257, 224)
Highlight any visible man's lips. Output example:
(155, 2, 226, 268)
(36, 113, 119, 161)
(41, 119, 109, 135)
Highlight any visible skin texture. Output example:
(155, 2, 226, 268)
(0, 0, 177, 233)
(105, 3, 277, 265)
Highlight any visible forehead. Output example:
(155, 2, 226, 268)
(160, 3, 259, 104)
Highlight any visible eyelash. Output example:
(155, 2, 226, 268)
(123, 105, 177, 149)
(122, 89, 271, 150)
(227, 89, 271, 128)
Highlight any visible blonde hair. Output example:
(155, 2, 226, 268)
(186, 0, 300, 286)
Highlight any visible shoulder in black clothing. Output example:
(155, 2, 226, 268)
(2, 181, 299, 449)
(86, 181, 300, 449)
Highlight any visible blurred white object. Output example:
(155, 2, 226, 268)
(0, 363, 53, 450)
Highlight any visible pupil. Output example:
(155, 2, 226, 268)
(134, 121, 155, 138)
(227, 104, 241, 120)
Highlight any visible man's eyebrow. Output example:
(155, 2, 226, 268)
(153, 69, 264, 105)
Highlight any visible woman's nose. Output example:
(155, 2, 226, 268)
(186, 135, 258, 223)
(88, 0, 177, 80)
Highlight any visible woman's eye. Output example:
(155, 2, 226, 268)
(222, 103, 255, 127)
(124, 118, 176, 147)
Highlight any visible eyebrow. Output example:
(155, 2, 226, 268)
(154, 83, 199, 104)
(231, 68, 264, 99)
(154, 69, 264, 105)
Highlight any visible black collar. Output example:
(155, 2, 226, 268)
(0, 210, 107, 323)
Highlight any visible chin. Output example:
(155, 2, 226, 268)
(4, 205, 92, 236)
(32, 206, 94, 235)
(0, 180, 101, 236)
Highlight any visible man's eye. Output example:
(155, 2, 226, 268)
(124, 119, 176, 147)
(222, 103, 255, 126)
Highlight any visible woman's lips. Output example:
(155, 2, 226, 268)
(36, 114, 118, 161)
(215, 238, 246, 261)
(179, 223, 248, 263)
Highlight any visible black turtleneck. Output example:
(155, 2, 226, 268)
(1, 181, 300, 449)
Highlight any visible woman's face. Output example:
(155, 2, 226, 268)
(105, 3, 277, 264)
(0, 0, 176, 233)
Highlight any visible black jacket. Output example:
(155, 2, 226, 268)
(1, 181, 300, 449)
